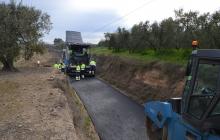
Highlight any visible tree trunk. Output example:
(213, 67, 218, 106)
(1, 57, 17, 72)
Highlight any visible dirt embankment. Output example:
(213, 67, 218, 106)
(0, 49, 99, 140)
(95, 55, 186, 104)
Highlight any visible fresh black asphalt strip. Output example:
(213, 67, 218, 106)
(70, 78, 147, 140)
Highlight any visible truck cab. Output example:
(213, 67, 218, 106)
(144, 50, 220, 140)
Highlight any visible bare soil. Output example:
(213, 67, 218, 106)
(95, 55, 186, 104)
(0, 49, 99, 140)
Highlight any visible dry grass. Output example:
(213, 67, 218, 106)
(0, 80, 19, 94)
(0, 80, 24, 121)
(0, 50, 79, 140)
(0, 49, 99, 140)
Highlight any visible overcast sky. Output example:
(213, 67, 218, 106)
(1, 0, 220, 44)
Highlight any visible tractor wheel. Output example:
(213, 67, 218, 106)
(146, 117, 162, 140)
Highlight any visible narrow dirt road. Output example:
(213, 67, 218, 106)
(70, 78, 147, 140)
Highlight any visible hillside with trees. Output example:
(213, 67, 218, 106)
(98, 9, 220, 61)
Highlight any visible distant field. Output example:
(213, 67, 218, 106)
(91, 47, 191, 65)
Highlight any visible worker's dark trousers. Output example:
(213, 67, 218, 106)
(81, 70, 85, 78)
(90, 65, 96, 75)
(76, 72, 80, 80)
(91, 65, 96, 71)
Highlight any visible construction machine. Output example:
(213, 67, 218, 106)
(62, 31, 96, 77)
(63, 43, 95, 77)
(144, 47, 220, 140)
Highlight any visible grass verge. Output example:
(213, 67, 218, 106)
(91, 47, 191, 65)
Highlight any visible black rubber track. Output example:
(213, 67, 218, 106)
(70, 78, 147, 140)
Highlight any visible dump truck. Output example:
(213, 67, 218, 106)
(62, 31, 96, 77)
(144, 49, 220, 140)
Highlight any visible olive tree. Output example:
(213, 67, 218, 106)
(0, 1, 52, 71)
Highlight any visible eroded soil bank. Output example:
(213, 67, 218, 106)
(95, 55, 186, 104)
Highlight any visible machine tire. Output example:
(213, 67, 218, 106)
(146, 117, 162, 140)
